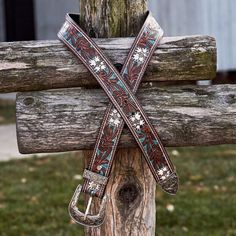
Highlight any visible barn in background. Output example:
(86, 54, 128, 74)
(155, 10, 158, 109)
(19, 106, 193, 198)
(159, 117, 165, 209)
(0, 0, 236, 73)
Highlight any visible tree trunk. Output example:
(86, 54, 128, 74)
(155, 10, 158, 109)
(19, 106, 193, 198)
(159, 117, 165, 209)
(80, 0, 148, 38)
(80, 1, 156, 235)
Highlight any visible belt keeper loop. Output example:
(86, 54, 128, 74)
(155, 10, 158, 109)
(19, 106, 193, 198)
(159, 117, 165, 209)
(83, 169, 109, 185)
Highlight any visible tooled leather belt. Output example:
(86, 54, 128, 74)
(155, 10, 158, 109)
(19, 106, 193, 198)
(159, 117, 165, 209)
(58, 11, 179, 227)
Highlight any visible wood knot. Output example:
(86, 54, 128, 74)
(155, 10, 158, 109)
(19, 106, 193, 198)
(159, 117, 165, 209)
(117, 183, 139, 204)
(226, 94, 235, 104)
(116, 181, 143, 219)
(23, 97, 35, 106)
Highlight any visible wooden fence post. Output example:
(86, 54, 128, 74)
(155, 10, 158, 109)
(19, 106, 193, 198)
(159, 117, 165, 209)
(80, 1, 157, 235)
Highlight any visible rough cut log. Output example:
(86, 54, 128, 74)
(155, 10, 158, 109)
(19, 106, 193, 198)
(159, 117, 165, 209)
(16, 84, 236, 154)
(0, 36, 216, 93)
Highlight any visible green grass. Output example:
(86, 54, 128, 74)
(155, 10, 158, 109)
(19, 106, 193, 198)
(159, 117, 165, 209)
(0, 99, 16, 124)
(0, 146, 236, 236)
(157, 146, 236, 236)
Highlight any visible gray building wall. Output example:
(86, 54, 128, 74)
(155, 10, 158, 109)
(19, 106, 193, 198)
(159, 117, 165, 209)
(149, 0, 236, 71)
(0, 0, 5, 41)
(34, 0, 79, 40)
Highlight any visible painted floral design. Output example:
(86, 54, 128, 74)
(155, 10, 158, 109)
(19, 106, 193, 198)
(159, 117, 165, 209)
(108, 109, 121, 127)
(129, 111, 145, 131)
(157, 166, 171, 181)
(133, 47, 149, 63)
(87, 181, 100, 194)
(123, 62, 141, 87)
(149, 148, 165, 171)
(92, 151, 110, 174)
(98, 123, 118, 154)
(89, 56, 106, 72)
(138, 29, 157, 48)
(90, 117, 120, 176)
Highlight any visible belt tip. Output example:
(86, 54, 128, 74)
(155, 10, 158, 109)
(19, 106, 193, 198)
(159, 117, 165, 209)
(160, 173, 179, 195)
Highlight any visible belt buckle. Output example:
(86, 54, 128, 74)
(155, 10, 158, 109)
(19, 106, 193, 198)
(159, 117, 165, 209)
(68, 185, 108, 227)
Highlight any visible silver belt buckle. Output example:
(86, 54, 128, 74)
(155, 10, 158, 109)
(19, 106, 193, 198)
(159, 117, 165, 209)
(68, 185, 108, 227)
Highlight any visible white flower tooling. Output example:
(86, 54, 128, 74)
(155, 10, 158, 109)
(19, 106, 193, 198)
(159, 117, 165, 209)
(133, 47, 149, 63)
(89, 56, 106, 72)
(129, 111, 145, 131)
(88, 181, 100, 192)
(157, 166, 171, 181)
(108, 109, 122, 127)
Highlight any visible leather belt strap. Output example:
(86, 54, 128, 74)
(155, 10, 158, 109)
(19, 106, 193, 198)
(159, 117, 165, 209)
(58, 12, 178, 199)
(58, 11, 178, 197)
(58, 11, 179, 227)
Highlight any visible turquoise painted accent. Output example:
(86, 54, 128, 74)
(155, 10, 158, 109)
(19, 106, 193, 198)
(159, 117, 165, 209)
(106, 153, 112, 161)
(109, 72, 117, 80)
(104, 67, 110, 75)
(68, 38, 73, 45)
(112, 136, 118, 143)
(116, 80, 125, 89)
(63, 32, 68, 39)
(101, 150, 107, 159)
(153, 139, 158, 145)
(96, 149, 100, 156)
(143, 144, 148, 152)
(139, 135, 146, 144)
(148, 39, 155, 45)
(102, 163, 109, 169)
(116, 81, 129, 95)
(138, 134, 146, 143)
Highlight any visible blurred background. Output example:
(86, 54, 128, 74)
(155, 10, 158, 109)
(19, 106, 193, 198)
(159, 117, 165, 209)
(0, 0, 236, 235)
(1, 0, 236, 72)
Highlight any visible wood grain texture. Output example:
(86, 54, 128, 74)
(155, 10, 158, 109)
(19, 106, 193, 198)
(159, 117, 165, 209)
(16, 84, 236, 154)
(80, 0, 148, 37)
(0, 36, 216, 93)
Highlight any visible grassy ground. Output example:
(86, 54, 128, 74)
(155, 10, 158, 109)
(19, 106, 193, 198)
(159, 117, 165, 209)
(0, 99, 15, 124)
(0, 146, 235, 236)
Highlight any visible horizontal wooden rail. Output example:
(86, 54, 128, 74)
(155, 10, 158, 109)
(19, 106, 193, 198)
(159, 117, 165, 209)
(16, 84, 236, 154)
(0, 36, 216, 93)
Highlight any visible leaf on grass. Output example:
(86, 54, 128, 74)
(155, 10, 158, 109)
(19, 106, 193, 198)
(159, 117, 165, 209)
(0, 204, 6, 209)
(182, 226, 189, 232)
(21, 178, 27, 184)
(73, 174, 82, 180)
(195, 185, 210, 193)
(166, 203, 175, 212)
(30, 196, 39, 204)
(190, 175, 203, 181)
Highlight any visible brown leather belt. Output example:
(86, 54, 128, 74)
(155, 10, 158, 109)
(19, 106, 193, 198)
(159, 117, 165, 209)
(58, 11, 179, 227)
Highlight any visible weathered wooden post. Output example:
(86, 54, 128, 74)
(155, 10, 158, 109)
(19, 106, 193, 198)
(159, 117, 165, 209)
(80, 1, 157, 235)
